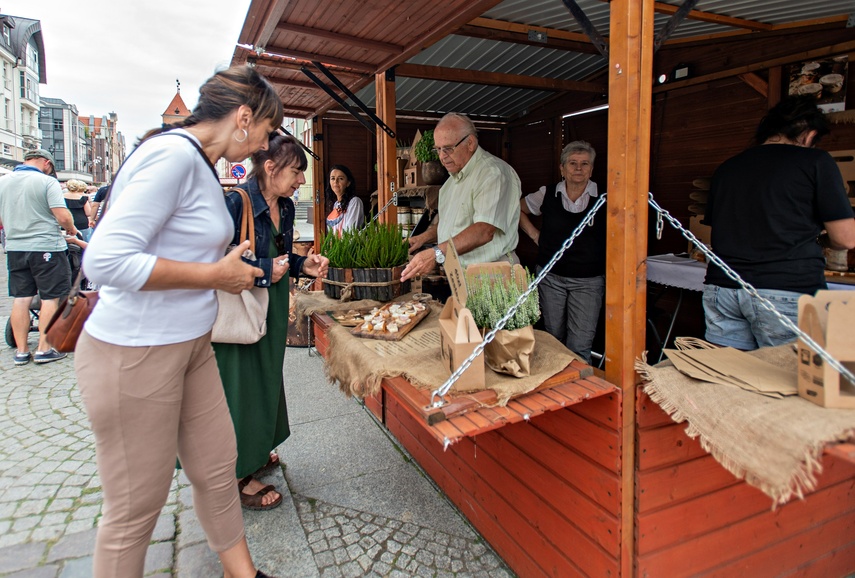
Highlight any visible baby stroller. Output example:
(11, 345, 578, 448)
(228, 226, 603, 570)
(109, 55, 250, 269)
(4, 244, 86, 348)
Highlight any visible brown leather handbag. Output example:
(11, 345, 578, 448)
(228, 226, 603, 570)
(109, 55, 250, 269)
(45, 271, 99, 352)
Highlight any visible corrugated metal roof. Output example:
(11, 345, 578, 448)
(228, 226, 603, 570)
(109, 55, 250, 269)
(233, 0, 855, 120)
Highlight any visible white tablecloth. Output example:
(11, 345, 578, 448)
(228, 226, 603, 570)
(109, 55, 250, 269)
(646, 253, 854, 291)
(646, 254, 707, 291)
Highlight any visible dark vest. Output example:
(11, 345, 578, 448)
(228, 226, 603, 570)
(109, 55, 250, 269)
(536, 183, 606, 278)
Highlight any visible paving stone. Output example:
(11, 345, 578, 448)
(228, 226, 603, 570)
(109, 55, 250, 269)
(0, 540, 47, 573)
(314, 550, 335, 568)
(0, 531, 30, 548)
(151, 513, 176, 542)
(58, 557, 93, 578)
(4, 565, 60, 578)
(12, 514, 41, 531)
(144, 541, 174, 574)
(47, 528, 97, 562)
(176, 542, 220, 578)
(319, 567, 343, 578)
(177, 509, 206, 547)
(30, 524, 66, 542)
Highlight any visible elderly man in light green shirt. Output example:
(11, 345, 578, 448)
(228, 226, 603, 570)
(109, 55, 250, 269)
(402, 113, 520, 281)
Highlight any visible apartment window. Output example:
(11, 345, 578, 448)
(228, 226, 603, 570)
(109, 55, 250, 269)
(1, 25, 9, 46)
(53, 119, 63, 131)
(19, 73, 37, 102)
(2, 143, 10, 156)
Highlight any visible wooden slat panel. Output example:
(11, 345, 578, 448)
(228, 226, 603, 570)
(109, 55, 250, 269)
(384, 392, 568, 578)
(636, 388, 677, 429)
(499, 417, 621, 514)
(637, 455, 740, 513)
(637, 422, 706, 470)
(532, 409, 621, 473)
(568, 392, 621, 431)
(780, 540, 855, 578)
(382, 375, 446, 426)
(485, 425, 621, 555)
(701, 510, 855, 578)
(473, 431, 619, 575)
(363, 390, 383, 422)
(637, 481, 855, 577)
(638, 454, 855, 553)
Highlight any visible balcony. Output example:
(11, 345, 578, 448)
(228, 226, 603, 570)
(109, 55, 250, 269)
(21, 124, 41, 139)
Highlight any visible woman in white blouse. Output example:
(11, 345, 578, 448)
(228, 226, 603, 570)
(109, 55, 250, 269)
(76, 66, 283, 578)
(325, 164, 364, 234)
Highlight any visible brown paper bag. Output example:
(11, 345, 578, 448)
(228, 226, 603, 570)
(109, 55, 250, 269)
(483, 325, 536, 377)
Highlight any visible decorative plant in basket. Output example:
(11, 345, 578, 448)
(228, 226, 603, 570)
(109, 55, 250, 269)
(465, 266, 540, 377)
(413, 130, 448, 186)
(320, 219, 411, 301)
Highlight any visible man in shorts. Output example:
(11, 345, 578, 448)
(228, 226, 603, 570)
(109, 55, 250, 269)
(0, 149, 78, 365)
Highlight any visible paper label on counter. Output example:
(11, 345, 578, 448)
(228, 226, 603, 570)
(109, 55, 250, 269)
(361, 330, 441, 357)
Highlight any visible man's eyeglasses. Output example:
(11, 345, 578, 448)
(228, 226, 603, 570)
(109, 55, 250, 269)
(431, 134, 470, 157)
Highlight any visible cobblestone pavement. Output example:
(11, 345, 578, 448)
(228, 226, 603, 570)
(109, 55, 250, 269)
(295, 497, 510, 578)
(0, 248, 514, 577)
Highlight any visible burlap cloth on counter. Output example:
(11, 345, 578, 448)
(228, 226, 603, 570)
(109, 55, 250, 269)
(636, 344, 855, 505)
(310, 294, 578, 406)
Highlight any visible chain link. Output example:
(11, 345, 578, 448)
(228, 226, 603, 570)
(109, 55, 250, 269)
(372, 193, 397, 223)
(646, 193, 855, 387)
(430, 194, 608, 406)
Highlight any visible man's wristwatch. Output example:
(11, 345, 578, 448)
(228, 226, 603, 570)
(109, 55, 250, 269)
(434, 247, 445, 265)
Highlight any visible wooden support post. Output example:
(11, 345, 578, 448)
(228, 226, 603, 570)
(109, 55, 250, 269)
(312, 116, 325, 252)
(768, 66, 782, 108)
(375, 69, 397, 226)
(605, 1, 655, 576)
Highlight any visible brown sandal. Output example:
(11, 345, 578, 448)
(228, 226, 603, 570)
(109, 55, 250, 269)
(238, 475, 282, 511)
(256, 451, 280, 474)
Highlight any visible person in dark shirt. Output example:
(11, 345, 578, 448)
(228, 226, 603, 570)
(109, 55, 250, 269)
(519, 140, 606, 364)
(703, 95, 855, 350)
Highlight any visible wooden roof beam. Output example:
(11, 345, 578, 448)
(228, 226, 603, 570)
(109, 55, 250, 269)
(275, 22, 403, 54)
(457, 20, 600, 54)
(262, 44, 375, 73)
(596, 0, 773, 31)
(312, 0, 507, 117)
(281, 105, 318, 115)
(253, 55, 365, 79)
(396, 63, 606, 93)
(653, 38, 855, 93)
(268, 77, 321, 91)
(652, 1, 772, 31)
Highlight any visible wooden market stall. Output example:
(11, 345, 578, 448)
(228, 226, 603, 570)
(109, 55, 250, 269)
(232, 1, 855, 575)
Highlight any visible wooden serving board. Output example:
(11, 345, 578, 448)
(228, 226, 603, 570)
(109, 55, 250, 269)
(825, 270, 855, 286)
(350, 306, 430, 341)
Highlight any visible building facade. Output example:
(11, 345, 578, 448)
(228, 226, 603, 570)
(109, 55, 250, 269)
(39, 97, 91, 181)
(0, 13, 46, 172)
(81, 113, 124, 184)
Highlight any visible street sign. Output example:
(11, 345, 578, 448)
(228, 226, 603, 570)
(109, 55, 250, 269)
(231, 164, 247, 179)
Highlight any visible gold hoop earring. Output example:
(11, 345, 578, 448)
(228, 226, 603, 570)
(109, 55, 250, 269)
(233, 128, 248, 143)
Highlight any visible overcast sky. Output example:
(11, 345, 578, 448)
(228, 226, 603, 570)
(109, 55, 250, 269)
(5, 0, 252, 145)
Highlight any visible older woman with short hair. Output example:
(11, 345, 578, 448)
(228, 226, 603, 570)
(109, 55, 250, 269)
(519, 140, 607, 364)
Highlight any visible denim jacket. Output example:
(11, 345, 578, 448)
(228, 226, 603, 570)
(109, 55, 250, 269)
(223, 176, 306, 288)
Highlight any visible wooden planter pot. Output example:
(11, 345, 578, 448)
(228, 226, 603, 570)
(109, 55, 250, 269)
(324, 266, 410, 302)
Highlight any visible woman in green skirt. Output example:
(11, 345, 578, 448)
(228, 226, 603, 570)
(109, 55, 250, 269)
(216, 134, 329, 510)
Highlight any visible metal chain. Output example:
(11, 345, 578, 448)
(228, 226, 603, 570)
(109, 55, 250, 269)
(647, 193, 855, 387)
(430, 194, 608, 407)
(372, 193, 397, 223)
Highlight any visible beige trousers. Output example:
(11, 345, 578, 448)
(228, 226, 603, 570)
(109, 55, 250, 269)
(75, 331, 244, 578)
